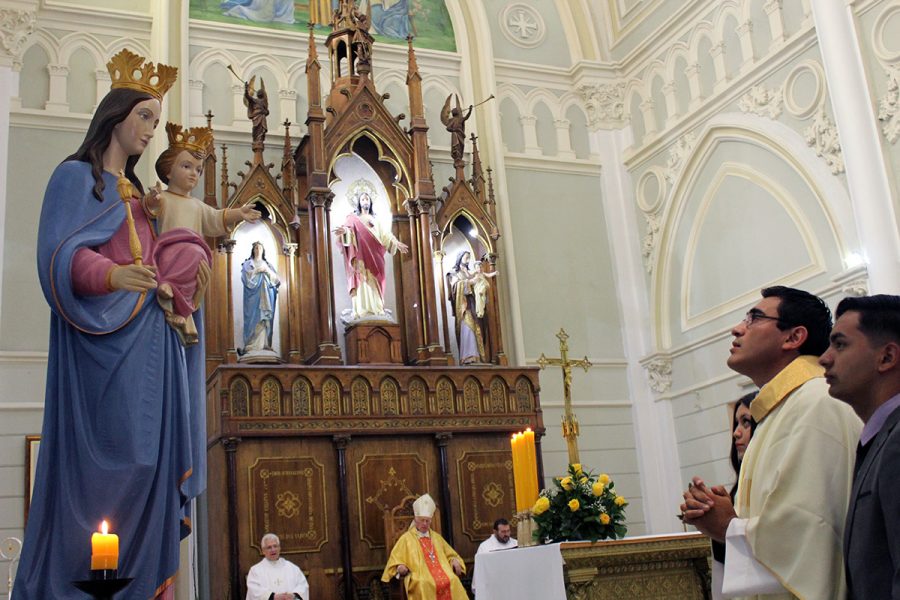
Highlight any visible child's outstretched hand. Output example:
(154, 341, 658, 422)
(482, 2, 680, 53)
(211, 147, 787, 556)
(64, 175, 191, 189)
(240, 204, 262, 222)
(143, 181, 162, 210)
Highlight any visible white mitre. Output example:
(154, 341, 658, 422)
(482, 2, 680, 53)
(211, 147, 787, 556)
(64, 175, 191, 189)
(413, 493, 436, 518)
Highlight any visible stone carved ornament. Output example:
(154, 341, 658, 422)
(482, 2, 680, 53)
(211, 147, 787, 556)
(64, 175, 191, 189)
(644, 357, 673, 394)
(878, 64, 900, 144)
(738, 85, 783, 120)
(803, 108, 845, 175)
(576, 82, 626, 129)
(664, 132, 697, 184)
(0, 8, 36, 61)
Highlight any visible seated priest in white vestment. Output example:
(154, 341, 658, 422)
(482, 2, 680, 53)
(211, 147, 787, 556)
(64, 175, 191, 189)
(246, 533, 310, 600)
(472, 518, 517, 595)
(381, 494, 468, 600)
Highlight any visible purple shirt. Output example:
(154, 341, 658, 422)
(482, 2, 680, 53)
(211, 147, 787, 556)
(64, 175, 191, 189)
(860, 392, 900, 446)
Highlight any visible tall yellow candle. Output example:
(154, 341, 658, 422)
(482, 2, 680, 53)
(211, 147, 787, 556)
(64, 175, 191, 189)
(524, 428, 538, 506)
(91, 520, 119, 571)
(511, 434, 522, 512)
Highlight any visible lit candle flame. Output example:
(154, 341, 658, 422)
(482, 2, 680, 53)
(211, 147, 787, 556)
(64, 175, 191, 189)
(101, 520, 109, 535)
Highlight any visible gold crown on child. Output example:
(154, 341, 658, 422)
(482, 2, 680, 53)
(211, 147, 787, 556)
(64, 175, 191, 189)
(106, 49, 177, 101)
(166, 122, 214, 155)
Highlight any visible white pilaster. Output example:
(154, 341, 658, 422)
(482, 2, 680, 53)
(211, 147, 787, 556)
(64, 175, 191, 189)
(0, 4, 35, 339)
(553, 118, 575, 159)
(45, 63, 69, 112)
(593, 127, 682, 534)
(520, 114, 541, 155)
(810, 0, 900, 292)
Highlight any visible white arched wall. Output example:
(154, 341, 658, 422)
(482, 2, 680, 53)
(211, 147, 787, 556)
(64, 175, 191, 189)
(651, 114, 857, 349)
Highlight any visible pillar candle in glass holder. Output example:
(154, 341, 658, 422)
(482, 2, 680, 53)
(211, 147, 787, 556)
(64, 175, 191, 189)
(91, 520, 119, 571)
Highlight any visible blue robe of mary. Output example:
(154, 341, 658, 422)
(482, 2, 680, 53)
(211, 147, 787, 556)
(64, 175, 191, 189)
(13, 162, 206, 599)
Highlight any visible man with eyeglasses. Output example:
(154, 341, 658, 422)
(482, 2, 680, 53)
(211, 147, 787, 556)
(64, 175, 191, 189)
(680, 286, 860, 599)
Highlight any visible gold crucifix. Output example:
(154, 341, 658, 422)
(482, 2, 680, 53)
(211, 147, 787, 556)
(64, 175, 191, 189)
(537, 328, 591, 465)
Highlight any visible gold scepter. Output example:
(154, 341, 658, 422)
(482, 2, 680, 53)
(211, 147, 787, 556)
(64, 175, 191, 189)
(115, 170, 143, 265)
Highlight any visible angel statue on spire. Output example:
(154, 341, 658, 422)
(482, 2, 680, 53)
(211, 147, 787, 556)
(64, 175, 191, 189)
(244, 75, 270, 144)
(441, 94, 473, 163)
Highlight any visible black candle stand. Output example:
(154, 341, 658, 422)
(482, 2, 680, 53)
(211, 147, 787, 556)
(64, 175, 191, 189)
(73, 570, 133, 600)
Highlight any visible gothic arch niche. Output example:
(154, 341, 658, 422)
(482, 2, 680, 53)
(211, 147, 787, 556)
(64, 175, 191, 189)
(231, 201, 290, 360)
(440, 212, 493, 364)
(329, 148, 408, 355)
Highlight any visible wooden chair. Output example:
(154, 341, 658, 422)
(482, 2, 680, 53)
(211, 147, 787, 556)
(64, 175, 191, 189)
(383, 495, 441, 600)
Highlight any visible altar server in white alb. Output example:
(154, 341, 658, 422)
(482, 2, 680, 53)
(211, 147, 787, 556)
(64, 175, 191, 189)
(472, 518, 518, 595)
(246, 533, 310, 600)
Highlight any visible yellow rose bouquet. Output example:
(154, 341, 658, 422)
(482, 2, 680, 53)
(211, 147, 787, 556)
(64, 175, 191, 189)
(531, 464, 628, 543)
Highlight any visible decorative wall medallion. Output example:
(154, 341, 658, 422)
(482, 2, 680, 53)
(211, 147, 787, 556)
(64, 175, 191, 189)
(804, 108, 845, 174)
(643, 356, 673, 394)
(636, 168, 665, 214)
(500, 4, 546, 49)
(878, 65, 900, 143)
(664, 133, 697, 184)
(357, 102, 374, 120)
(576, 82, 626, 129)
(738, 85, 783, 120)
(783, 60, 825, 120)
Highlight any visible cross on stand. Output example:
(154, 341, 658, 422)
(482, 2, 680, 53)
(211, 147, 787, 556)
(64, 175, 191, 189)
(536, 328, 591, 465)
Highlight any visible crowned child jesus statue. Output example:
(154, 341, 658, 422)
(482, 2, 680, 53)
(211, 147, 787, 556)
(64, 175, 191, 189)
(145, 123, 260, 344)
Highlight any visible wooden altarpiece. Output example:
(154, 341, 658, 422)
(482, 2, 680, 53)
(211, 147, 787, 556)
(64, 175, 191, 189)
(201, 5, 542, 600)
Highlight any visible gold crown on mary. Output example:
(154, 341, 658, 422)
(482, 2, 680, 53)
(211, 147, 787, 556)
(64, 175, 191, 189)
(106, 49, 177, 101)
(166, 122, 214, 155)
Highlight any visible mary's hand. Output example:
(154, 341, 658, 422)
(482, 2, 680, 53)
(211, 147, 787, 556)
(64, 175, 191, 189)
(109, 264, 157, 292)
(193, 261, 211, 307)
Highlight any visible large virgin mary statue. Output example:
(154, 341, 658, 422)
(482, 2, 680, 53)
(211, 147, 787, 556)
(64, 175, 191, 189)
(333, 179, 408, 321)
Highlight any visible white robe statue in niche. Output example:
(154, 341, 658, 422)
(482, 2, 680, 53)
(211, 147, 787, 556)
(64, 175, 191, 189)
(333, 179, 408, 323)
(240, 241, 281, 361)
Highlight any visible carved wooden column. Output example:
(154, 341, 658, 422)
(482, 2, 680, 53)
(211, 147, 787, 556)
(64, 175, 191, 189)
(223, 437, 242, 600)
(309, 190, 342, 363)
(333, 434, 354, 600)
(435, 432, 454, 546)
(283, 242, 302, 363)
(414, 201, 444, 363)
(221, 239, 238, 362)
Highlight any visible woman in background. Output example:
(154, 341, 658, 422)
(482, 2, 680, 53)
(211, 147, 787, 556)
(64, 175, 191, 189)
(711, 391, 758, 600)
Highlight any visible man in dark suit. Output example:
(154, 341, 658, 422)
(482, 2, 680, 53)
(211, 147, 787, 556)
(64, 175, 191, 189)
(819, 294, 900, 600)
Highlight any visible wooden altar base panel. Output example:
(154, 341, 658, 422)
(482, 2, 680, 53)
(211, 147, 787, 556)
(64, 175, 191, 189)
(561, 534, 711, 600)
(344, 322, 403, 365)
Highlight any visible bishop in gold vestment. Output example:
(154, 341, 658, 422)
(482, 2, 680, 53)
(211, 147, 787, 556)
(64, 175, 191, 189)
(381, 494, 468, 600)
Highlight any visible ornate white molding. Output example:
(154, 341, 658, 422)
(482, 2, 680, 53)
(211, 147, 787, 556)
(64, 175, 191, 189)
(0, 7, 35, 65)
(841, 278, 869, 297)
(738, 85, 783, 120)
(878, 64, 900, 144)
(576, 82, 625, 129)
(499, 3, 545, 49)
(641, 212, 660, 274)
(641, 355, 673, 394)
(803, 108, 845, 174)
(664, 132, 696, 184)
